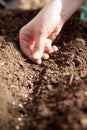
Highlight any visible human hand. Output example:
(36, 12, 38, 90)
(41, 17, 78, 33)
(19, 0, 84, 64)
(19, 0, 64, 64)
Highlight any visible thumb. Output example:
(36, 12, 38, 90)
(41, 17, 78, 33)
(32, 35, 46, 59)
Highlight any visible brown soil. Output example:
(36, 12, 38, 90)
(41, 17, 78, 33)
(0, 9, 87, 130)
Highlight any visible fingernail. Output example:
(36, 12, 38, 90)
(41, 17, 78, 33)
(33, 52, 41, 59)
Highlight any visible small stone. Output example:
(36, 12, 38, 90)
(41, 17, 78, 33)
(84, 91, 87, 96)
(17, 117, 22, 122)
(29, 89, 33, 94)
(23, 102, 27, 105)
(51, 77, 57, 84)
(0, 62, 5, 66)
(29, 97, 33, 101)
(12, 102, 15, 106)
(47, 84, 54, 91)
(81, 118, 87, 128)
(18, 103, 23, 108)
(69, 75, 74, 85)
(24, 94, 28, 98)
(16, 125, 20, 130)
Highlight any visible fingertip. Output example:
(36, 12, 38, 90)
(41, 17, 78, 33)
(42, 53, 49, 60)
(32, 58, 41, 64)
(36, 59, 42, 64)
(52, 45, 58, 52)
(47, 48, 54, 54)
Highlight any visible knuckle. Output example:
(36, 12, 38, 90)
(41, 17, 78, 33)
(19, 27, 33, 39)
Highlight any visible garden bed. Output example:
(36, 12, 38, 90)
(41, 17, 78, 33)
(0, 9, 87, 130)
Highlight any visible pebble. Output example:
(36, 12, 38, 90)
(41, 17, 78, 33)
(81, 118, 87, 128)
(47, 84, 54, 91)
(84, 91, 87, 96)
(29, 89, 33, 94)
(69, 75, 74, 85)
(17, 117, 22, 122)
(23, 102, 27, 105)
(12, 102, 16, 106)
(0, 62, 5, 66)
(18, 103, 23, 108)
(15, 125, 20, 130)
(24, 94, 28, 98)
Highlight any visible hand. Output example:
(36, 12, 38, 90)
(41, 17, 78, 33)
(19, 0, 84, 64)
(19, 0, 64, 64)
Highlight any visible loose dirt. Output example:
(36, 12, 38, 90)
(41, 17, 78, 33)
(0, 9, 87, 130)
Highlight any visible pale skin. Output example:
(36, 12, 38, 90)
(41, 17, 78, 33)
(19, 0, 84, 64)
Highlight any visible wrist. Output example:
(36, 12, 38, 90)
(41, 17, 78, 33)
(60, 0, 85, 22)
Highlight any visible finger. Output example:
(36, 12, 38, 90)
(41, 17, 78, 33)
(32, 35, 46, 59)
(42, 53, 49, 60)
(52, 45, 58, 52)
(45, 39, 54, 54)
(34, 59, 42, 64)
(19, 30, 42, 64)
(20, 40, 42, 64)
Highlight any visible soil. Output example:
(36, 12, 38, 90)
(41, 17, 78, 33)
(0, 9, 87, 130)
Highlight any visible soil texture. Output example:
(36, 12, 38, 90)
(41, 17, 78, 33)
(0, 9, 87, 130)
